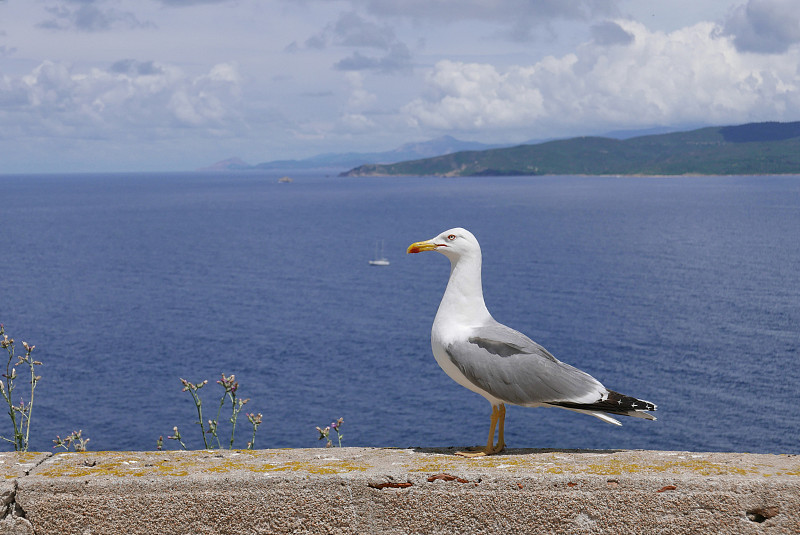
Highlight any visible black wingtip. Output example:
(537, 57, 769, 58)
(550, 390, 657, 417)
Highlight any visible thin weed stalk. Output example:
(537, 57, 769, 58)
(168, 374, 260, 450)
(0, 324, 41, 452)
(180, 379, 210, 449)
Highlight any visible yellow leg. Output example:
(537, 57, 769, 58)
(495, 403, 506, 453)
(484, 405, 500, 452)
(455, 403, 506, 457)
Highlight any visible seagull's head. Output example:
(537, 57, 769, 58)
(407, 227, 481, 262)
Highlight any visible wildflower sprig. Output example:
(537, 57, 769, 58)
(316, 417, 344, 448)
(53, 429, 90, 452)
(180, 378, 210, 448)
(246, 412, 263, 449)
(0, 324, 42, 452)
(166, 426, 187, 449)
(169, 374, 261, 450)
(215, 374, 249, 449)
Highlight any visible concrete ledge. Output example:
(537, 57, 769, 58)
(0, 448, 798, 534)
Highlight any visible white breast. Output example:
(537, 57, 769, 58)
(431, 322, 503, 406)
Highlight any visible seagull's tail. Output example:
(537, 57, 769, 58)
(548, 390, 657, 425)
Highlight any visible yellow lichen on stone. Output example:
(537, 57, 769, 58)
(33, 452, 207, 479)
(193, 457, 370, 475)
(542, 457, 761, 477)
(30, 451, 374, 479)
(279, 460, 369, 475)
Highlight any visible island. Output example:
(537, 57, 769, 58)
(341, 121, 800, 177)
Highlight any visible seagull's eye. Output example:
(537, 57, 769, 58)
(447, 234, 456, 241)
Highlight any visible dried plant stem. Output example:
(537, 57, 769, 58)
(170, 374, 259, 451)
(1, 325, 41, 452)
(180, 379, 210, 449)
(247, 413, 262, 450)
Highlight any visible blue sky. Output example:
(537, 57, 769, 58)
(1, 0, 799, 172)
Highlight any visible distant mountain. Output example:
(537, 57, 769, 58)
(387, 135, 506, 159)
(200, 136, 507, 171)
(341, 121, 800, 177)
(198, 157, 253, 171)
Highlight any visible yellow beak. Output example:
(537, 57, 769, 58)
(407, 240, 439, 254)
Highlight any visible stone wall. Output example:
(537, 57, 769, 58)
(1, 448, 798, 534)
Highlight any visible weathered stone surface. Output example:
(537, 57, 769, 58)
(0, 516, 33, 535)
(11, 448, 800, 534)
(0, 453, 51, 535)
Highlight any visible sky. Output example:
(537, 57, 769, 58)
(1, 0, 800, 173)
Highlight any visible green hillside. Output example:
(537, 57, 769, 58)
(341, 122, 800, 177)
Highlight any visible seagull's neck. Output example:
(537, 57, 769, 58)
(434, 254, 492, 329)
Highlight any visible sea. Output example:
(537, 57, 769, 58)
(0, 171, 798, 454)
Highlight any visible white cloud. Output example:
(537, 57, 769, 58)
(203, 62, 241, 84)
(338, 71, 377, 132)
(0, 59, 243, 139)
(403, 20, 800, 137)
(404, 61, 546, 129)
(343, 72, 376, 109)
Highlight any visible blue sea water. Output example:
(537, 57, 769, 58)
(0, 172, 798, 453)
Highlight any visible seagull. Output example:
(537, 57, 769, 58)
(407, 227, 656, 457)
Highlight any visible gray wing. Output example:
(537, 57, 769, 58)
(445, 320, 606, 405)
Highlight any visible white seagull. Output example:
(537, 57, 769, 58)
(407, 227, 656, 457)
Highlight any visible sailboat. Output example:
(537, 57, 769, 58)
(369, 240, 390, 266)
